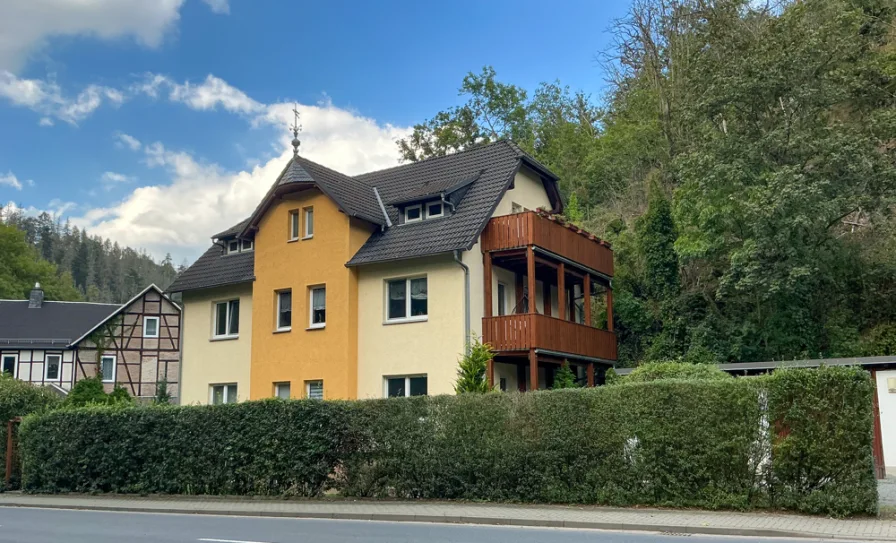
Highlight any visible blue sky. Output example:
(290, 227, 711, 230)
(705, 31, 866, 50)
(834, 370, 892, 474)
(0, 0, 629, 262)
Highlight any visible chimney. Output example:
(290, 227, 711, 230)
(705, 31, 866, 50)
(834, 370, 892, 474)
(28, 282, 44, 309)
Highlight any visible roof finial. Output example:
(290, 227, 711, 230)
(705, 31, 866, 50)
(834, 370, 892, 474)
(290, 103, 302, 157)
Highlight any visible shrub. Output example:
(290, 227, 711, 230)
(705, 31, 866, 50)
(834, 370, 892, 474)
(624, 361, 732, 383)
(0, 375, 61, 488)
(65, 377, 134, 408)
(552, 361, 577, 389)
(454, 338, 493, 393)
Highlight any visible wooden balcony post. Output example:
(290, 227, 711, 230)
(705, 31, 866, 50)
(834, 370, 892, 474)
(584, 273, 592, 327)
(527, 246, 536, 315)
(484, 251, 493, 318)
(587, 362, 595, 387)
(487, 359, 495, 389)
(607, 287, 614, 332)
(557, 262, 566, 320)
(529, 348, 538, 391)
(543, 282, 552, 317)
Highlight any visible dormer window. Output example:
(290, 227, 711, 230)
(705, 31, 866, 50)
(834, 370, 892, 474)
(405, 204, 423, 223)
(241, 239, 254, 252)
(227, 240, 240, 254)
(426, 201, 443, 218)
(226, 238, 253, 254)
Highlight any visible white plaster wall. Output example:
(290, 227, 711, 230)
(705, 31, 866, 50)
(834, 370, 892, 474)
(876, 370, 896, 475)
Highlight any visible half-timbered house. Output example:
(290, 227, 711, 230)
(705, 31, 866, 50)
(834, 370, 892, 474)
(0, 283, 181, 401)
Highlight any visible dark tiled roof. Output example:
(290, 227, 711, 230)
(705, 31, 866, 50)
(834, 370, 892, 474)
(213, 218, 250, 240)
(167, 244, 254, 293)
(385, 172, 481, 206)
(0, 300, 119, 349)
(348, 141, 550, 266)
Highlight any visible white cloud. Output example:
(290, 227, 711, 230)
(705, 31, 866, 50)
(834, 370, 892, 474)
(114, 132, 142, 151)
(201, 0, 230, 15)
(100, 171, 135, 191)
(2, 199, 75, 219)
(0, 172, 24, 191)
(0, 71, 124, 125)
(136, 73, 264, 115)
(0, 0, 227, 72)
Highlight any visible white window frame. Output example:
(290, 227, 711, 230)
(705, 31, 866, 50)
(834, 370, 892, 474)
(209, 383, 238, 404)
(305, 380, 323, 400)
(144, 316, 160, 338)
(2, 353, 18, 378)
(44, 353, 62, 381)
(100, 354, 116, 383)
(213, 299, 240, 339)
(289, 210, 300, 241)
(385, 276, 428, 323)
(276, 289, 292, 332)
(426, 201, 444, 218)
(303, 207, 314, 239)
(275, 382, 291, 399)
(404, 204, 423, 223)
(308, 286, 326, 329)
(241, 239, 254, 252)
(227, 240, 240, 253)
(383, 375, 428, 397)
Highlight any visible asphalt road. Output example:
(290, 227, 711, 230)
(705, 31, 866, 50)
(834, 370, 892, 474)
(0, 507, 847, 543)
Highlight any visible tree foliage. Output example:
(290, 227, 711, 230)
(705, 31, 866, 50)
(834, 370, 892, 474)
(400, 0, 896, 366)
(0, 223, 80, 301)
(454, 338, 494, 393)
(65, 377, 134, 408)
(553, 361, 578, 389)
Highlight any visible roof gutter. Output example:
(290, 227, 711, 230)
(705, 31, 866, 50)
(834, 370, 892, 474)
(453, 250, 471, 355)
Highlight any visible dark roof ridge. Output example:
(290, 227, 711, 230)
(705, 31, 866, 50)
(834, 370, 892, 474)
(356, 140, 518, 179)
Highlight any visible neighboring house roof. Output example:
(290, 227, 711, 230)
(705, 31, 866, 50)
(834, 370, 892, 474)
(172, 140, 563, 290)
(347, 140, 562, 266)
(213, 217, 251, 240)
(0, 300, 119, 349)
(70, 284, 179, 346)
(167, 242, 255, 293)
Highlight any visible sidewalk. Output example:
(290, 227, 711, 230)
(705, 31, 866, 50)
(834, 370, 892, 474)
(0, 493, 894, 541)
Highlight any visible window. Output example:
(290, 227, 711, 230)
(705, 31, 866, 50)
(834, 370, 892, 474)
(276, 290, 292, 331)
(309, 286, 326, 328)
(385, 375, 428, 397)
(210, 383, 238, 404)
(214, 299, 240, 338)
(404, 204, 422, 223)
(499, 377, 507, 392)
(289, 210, 300, 240)
(497, 282, 507, 316)
(511, 202, 524, 214)
(303, 207, 314, 238)
(386, 277, 427, 322)
(100, 355, 116, 383)
(227, 240, 240, 253)
(45, 354, 61, 380)
(426, 201, 443, 218)
(306, 380, 323, 400)
(241, 239, 254, 251)
(144, 316, 160, 338)
(275, 382, 291, 399)
(2, 354, 17, 377)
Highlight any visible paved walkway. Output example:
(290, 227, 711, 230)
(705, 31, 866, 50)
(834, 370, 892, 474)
(879, 477, 896, 507)
(0, 494, 894, 541)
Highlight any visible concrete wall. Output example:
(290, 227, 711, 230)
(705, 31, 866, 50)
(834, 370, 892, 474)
(357, 254, 465, 398)
(180, 283, 253, 404)
(876, 370, 896, 475)
(250, 189, 371, 400)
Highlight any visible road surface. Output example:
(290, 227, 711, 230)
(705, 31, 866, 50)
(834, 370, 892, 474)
(0, 507, 858, 543)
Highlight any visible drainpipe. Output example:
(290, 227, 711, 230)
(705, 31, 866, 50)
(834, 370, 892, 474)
(441, 192, 455, 214)
(453, 250, 471, 355)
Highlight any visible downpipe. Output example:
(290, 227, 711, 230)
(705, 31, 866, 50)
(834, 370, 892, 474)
(453, 250, 471, 355)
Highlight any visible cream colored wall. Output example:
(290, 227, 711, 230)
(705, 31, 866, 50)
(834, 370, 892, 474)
(180, 283, 253, 404)
(356, 254, 465, 398)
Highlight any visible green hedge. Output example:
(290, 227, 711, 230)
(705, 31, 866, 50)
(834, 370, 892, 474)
(0, 375, 61, 488)
(18, 367, 877, 516)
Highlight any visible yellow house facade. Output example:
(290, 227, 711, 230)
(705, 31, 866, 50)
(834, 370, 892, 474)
(169, 140, 616, 403)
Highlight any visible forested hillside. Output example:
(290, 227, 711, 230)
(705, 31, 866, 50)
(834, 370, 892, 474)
(399, 0, 896, 365)
(1, 208, 178, 304)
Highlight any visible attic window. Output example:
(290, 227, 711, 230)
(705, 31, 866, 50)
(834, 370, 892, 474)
(228, 240, 240, 253)
(241, 239, 253, 251)
(405, 205, 422, 223)
(426, 202, 443, 218)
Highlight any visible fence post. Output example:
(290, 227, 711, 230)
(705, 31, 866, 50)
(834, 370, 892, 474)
(5, 417, 21, 488)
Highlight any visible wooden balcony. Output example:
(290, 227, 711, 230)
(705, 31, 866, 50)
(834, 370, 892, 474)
(483, 314, 617, 362)
(481, 211, 613, 277)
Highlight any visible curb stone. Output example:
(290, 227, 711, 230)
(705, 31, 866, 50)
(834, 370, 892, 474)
(0, 501, 890, 541)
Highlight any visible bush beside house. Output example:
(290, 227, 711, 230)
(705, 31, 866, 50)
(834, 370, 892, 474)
(0, 375, 61, 488)
(16, 367, 877, 516)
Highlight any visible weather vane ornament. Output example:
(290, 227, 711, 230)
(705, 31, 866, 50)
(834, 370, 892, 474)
(290, 103, 302, 157)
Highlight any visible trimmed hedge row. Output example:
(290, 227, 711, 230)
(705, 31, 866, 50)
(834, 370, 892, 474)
(0, 375, 61, 488)
(18, 366, 877, 516)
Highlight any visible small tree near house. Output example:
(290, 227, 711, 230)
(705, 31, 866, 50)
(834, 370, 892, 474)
(553, 360, 578, 389)
(454, 337, 495, 393)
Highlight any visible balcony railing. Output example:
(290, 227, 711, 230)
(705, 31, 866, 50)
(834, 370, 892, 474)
(482, 314, 617, 362)
(481, 211, 613, 277)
